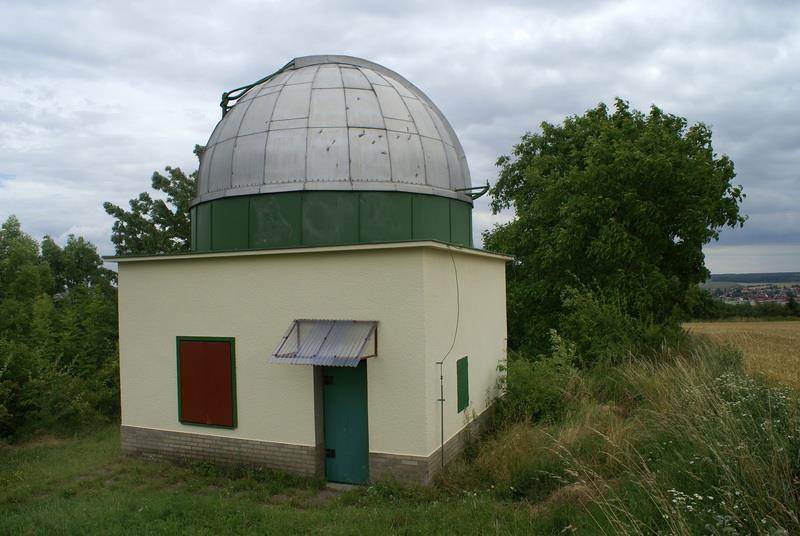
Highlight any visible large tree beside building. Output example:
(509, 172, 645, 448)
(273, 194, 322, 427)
(102, 145, 201, 255)
(484, 99, 746, 361)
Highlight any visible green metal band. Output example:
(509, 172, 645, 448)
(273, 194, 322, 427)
(191, 191, 473, 252)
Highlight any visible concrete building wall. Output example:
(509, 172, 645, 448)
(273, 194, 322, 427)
(422, 247, 507, 457)
(119, 245, 428, 455)
(116, 242, 508, 482)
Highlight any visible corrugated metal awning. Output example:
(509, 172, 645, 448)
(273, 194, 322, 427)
(268, 319, 378, 367)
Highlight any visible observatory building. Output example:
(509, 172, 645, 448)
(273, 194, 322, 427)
(113, 56, 509, 485)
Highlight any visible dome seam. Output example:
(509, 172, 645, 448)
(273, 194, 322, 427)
(366, 67, 393, 186)
(261, 78, 285, 188)
(230, 82, 260, 191)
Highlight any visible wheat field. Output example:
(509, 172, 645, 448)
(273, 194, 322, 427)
(686, 321, 800, 389)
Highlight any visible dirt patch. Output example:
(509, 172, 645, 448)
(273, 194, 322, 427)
(267, 493, 291, 505)
(314, 488, 340, 502)
(2, 435, 69, 451)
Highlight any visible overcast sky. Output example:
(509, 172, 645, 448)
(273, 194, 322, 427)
(1, 0, 798, 273)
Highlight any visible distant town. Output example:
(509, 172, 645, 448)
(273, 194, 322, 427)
(703, 272, 800, 305)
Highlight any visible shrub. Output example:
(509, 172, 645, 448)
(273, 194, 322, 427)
(495, 330, 578, 424)
(558, 288, 638, 367)
(0, 338, 117, 440)
(559, 287, 688, 367)
(443, 337, 798, 533)
(0, 217, 119, 440)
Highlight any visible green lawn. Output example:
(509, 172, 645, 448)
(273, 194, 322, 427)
(5, 341, 797, 534)
(0, 426, 573, 535)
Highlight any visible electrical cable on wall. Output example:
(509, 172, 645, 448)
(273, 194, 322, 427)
(436, 245, 461, 468)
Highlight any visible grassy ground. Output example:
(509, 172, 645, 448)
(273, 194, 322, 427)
(0, 426, 567, 535)
(2, 337, 798, 534)
(686, 320, 800, 389)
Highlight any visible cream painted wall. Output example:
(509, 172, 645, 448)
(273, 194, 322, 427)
(422, 248, 508, 455)
(119, 247, 428, 454)
(117, 242, 508, 458)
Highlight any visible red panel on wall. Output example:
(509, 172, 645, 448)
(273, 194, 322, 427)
(178, 339, 235, 427)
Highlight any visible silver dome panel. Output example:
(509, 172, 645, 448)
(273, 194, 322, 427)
(194, 55, 472, 207)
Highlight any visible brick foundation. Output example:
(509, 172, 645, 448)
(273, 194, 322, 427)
(121, 406, 492, 485)
(369, 451, 431, 483)
(120, 425, 322, 477)
(370, 407, 493, 484)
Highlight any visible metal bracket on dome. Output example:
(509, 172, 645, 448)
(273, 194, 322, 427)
(455, 181, 490, 200)
(220, 60, 296, 117)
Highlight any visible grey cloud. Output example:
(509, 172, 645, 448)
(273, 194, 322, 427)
(0, 0, 798, 273)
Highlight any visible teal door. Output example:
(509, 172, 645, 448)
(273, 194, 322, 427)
(322, 361, 369, 484)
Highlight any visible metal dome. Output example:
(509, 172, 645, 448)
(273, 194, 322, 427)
(194, 55, 472, 207)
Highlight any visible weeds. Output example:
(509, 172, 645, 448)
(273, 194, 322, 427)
(441, 337, 800, 534)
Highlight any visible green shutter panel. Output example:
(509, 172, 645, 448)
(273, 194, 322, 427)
(456, 356, 469, 413)
(195, 202, 212, 251)
(211, 196, 249, 250)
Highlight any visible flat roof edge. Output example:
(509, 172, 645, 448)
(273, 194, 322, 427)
(105, 240, 513, 264)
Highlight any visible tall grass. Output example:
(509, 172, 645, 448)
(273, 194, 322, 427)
(440, 341, 800, 534)
(572, 348, 799, 534)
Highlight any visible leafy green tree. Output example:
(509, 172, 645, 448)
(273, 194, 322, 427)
(62, 235, 112, 288)
(30, 294, 57, 355)
(484, 99, 746, 358)
(0, 216, 119, 439)
(683, 286, 723, 320)
(40, 236, 66, 293)
(103, 145, 202, 255)
(0, 217, 51, 338)
(41, 234, 115, 292)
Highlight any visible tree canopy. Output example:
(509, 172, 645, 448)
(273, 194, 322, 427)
(484, 99, 746, 360)
(103, 145, 201, 255)
(0, 216, 118, 438)
(2, 145, 205, 438)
